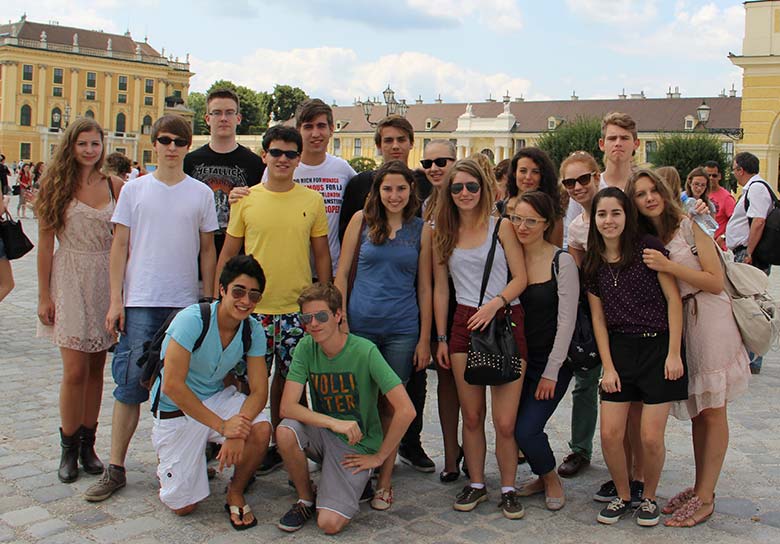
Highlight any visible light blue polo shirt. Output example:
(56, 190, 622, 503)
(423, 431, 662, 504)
(151, 301, 266, 412)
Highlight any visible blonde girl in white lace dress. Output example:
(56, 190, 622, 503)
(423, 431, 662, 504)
(36, 118, 124, 484)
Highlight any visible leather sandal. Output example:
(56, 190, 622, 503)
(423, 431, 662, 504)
(662, 487, 695, 515)
(665, 495, 715, 528)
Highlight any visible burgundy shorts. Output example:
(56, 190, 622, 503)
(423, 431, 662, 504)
(449, 303, 528, 361)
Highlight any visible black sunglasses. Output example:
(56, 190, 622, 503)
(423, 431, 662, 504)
(561, 171, 595, 189)
(300, 310, 331, 325)
(267, 148, 300, 159)
(420, 157, 455, 169)
(449, 181, 481, 195)
(231, 285, 262, 303)
(155, 136, 189, 147)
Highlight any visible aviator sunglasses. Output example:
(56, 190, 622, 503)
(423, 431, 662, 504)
(300, 310, 331, 325)
(420, 157, 455, 169)
(449, 181, 481, 195)
(230, 286, 262, 303)
(561, 171, 595, 189)
(155, 136, 189, 147)
(267, 148, 301, 159)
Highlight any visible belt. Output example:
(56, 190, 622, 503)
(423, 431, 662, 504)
(158, 410, 185, 420)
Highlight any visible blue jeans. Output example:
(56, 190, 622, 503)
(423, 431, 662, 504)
(112, 307, 178, 404)
(734, 246, 770, 371)
(515, 366, 573, 476)
(354, 332, 418, 384)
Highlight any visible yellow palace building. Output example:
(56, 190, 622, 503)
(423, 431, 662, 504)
(0, 15, 192, 166)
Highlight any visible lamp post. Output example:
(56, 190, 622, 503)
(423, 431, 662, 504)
(696, 100, 743, 140)
(359, 85, 409, 127)
(64, 104, 71, 128)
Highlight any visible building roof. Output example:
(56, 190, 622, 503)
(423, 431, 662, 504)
(0, 16, 159, 56)
(330, 96, 741, 134)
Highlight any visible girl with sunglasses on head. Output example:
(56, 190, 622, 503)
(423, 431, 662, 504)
(420, 140, 465, 483)
(35, 118, 124, 484)
(509, 191, 578, 511)
(506, 147, 563, 246)
(335, 160, 433, 511)
(433, 159, 528, 519)
(583, 187, 686, 527)
(626, 169, 749, 528)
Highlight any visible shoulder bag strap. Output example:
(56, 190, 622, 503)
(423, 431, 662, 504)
(193, 302, 212, 352)
(105, 177, 116, 204)
(478, 217, 503, 307)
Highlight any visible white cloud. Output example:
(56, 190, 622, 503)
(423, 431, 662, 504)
(3, 0, 158, 35)
(565, 0, 658, 24)
(191, 48, 532, 104)
(408, 0, 523, 31)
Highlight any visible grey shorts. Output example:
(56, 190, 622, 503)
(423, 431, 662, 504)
(278, 418, 372, 519)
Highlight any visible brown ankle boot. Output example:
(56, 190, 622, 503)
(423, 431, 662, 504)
(79, 424, 104, 475)
(58, 428, 79, 483)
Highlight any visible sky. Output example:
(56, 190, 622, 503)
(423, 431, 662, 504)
(5, 0, 747, 104)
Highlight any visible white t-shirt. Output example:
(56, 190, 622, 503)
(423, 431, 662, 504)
(725, 175, 774, 250)
(263, 153, 355, 276)
(111, 173, 219, 308)
(128, 168, 139, 180)
(567, 213, 590, 251)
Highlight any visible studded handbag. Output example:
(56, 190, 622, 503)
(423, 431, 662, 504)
(464, 218, 523, 386)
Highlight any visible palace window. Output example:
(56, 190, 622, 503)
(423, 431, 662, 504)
(53, 87, 63, 97)
(645, 140, 658, 164)
(22, 64, 33, 81)
(20, 105, 32, 126)
(53, 68, 63, 84)
(21, 84, 32, 94)
(353, 138, 362, 156)
(145, 78, 154, 94)
(118, 75, 128, 91)
(142, 115, 152, 135)
(85, 110, 95, 119)
(51, 107, 62, 129)
(144, 96, 153, 106)
(333, 138, 341, 157)
(85, 90, 96, 101)
(118, 93, 127, 104)
(20, 143, 31, 160)
(86, 72, 96, 88)
(116, 113, 126, 133)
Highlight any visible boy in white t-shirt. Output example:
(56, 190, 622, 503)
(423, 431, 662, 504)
(85, 115, 219, 503)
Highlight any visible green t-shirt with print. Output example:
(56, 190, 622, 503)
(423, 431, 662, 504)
(286, 333, 402, 454)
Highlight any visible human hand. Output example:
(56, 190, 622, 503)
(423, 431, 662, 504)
(693, 199, 709, 215)
(37, 296, 55, 326)
(413, 340, 431, 371)
(467, 298, 502, 331)
(330, 419, 363, 446)
(534, 378, 557, 400)
(228, 186, 250, 205)
(222, 414, 251, 440)
(436, 342, 450, 369)
(600, 369, 621, 394)
(341, 453, 383, 474)
(664, 354, 684, 381)
(217, 438, 245, 471)
(642, 249, 673, 273)
(105, 302, 125, 335)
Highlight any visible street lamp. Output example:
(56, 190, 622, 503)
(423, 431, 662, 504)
(360, 85, 409, 126)
(695, 100, 743, 140)
(64, 104, 71, 128)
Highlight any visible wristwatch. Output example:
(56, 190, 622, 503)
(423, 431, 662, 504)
(436, 335, 448, 343)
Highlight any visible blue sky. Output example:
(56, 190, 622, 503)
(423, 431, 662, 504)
(6, 0, 746, 103)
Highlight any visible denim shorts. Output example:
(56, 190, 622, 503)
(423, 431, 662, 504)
(112, 306, 179, 404)
(353, 331, 418, 383)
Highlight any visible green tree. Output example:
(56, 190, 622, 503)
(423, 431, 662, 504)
(537, 116, 603, 170)
(269, 84, 309, 122)
(651, 133, 730, 187)
(188, 91, 207, 135)
(348, 157, 377, 173)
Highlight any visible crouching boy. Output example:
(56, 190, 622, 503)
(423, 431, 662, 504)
(151, 255, 271, 531)
(276, 282, 416, 534)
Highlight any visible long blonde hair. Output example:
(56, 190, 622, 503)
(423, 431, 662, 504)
(434, 159, 495, 264)
(37, 118, 105, 231)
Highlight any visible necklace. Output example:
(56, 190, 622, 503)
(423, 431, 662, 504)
(607, 264, 620, 287)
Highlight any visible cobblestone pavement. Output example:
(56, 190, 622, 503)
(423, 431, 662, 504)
(0, 218, 778, 543)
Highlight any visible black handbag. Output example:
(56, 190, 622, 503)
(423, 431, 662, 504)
(464, 218, 523, 386)
(0, 212, 34, 260)
(551, 250, 601, 372)
(11, 185, 20, 196)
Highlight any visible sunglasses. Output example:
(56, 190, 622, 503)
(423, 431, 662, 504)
(267, 148, 300, 159)
(300, 310, 331, 325)
(707, 173, 720, 179)
(420, 157, 455, 169)
(231, 285, 262, 303)
(561, 171, 595, 189)
(509, 215, 547, 228)
(155, 136, 189, 147)
(449, 181, 481, 195)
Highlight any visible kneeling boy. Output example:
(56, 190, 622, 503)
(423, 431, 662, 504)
(276, 282, 415, 534)
(151, 255, 271, 531)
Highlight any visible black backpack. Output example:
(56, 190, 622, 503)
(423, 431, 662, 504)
(136, 301, 253, 412)
(552, 250, 601, 373)
(744, 179, 780, 265)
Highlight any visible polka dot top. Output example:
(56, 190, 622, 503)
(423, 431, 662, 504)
(586, 234, 670, 334)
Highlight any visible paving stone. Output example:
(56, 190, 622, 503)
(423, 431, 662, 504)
(69, 509, 112, 527)
(0, 465, 43, 480)
(28, 485, 74, 504)
(459, 526, 503, 543)
(0, 526, 13, 543)
(25, 518, 68, 538)
(90, 516, 165, 543)
(0, 506, 50, 527)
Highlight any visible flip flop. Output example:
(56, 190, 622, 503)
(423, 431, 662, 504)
(224, 503, 258, 531)
(662, 487, 695, 515)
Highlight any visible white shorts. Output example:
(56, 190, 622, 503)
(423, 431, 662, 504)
(151, 386, 271, 510)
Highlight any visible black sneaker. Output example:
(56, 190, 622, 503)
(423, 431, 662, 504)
(258, 446, 284, 476)
(278, 501, 314, 532)
(454, 485, 488, 512)
(359, 480, 374, 503)
(597, 497, 630, 525)
(635, 498, 659, 527)
(398, 443, 435, 473)
(498, 490, 525, 519)
(593, 480, 618, 502)
(630, 480, 644, 508)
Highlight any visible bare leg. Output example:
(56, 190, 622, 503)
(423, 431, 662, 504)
(450, 354, 486, 484)
(276, 425, 315, 501)
(600, 401, 632, 500)
(83, 351, 107, 428)
(638, 403, 672, 500)
(436, 366, 461, 473)
(628, 402, 644, 481)
(225, 421, 271, 527)
(317, 510, 351, 535)
(0, 259, 14, 303)
(490, 373, 524, 488)
(376, 396, 397, 492)
(108, 400, 140, 467)
(59, 348, 91, 436)
(692, 407, 728, 502)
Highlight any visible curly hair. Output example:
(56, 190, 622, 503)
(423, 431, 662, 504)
(363, 160, 420, 245)
(36, 118, 105, 232)
(507, 147, 562, 218)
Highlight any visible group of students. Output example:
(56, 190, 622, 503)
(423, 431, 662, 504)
(29, 92, 754, 535)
